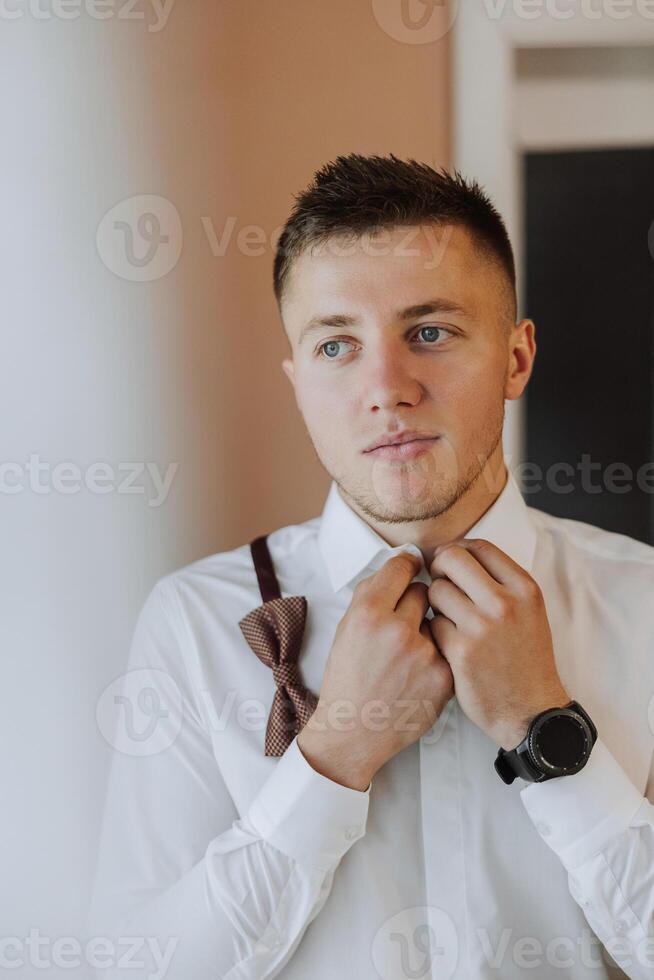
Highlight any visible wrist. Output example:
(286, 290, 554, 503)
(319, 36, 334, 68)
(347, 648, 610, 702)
(496, 688, 571, 751)
(297, 728, 376, 792)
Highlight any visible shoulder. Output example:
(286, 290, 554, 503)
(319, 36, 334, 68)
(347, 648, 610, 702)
(527, 503, 654, 586)
(126, 514, 322, 699)
(151, 513, 322, 616)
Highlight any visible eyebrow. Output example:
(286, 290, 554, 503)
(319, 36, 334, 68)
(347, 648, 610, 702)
(298, 299, 470, 345)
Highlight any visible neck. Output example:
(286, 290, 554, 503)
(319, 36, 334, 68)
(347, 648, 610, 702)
(342, 444, 509, 569)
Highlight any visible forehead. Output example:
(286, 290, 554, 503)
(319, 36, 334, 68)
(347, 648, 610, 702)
(281, 223, 498, 330)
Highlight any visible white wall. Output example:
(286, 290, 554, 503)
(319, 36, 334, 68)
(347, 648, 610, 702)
(1, 19, 196, 977)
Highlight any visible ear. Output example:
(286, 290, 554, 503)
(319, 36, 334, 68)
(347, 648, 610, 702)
(504, 318, 536, 401)
(281, 357, 295, 388)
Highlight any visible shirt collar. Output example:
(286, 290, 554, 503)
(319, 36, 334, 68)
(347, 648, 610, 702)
(317, 460, 538, 594)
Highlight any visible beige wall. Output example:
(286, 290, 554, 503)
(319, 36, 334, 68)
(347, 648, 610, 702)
(167, 0, 452, 554)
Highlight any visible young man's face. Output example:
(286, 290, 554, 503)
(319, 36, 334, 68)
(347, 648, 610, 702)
(280, 222, 534, 524)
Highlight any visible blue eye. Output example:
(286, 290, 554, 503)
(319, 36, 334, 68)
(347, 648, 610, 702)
(320, 340, 350, 359)
(317, 326, 451, 360)
(418, 326, 442, 343)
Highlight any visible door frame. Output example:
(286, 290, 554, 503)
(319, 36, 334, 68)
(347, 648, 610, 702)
(452, 5, 654, 464)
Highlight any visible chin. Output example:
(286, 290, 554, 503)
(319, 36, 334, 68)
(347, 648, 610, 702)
(367, 466, 448, 513)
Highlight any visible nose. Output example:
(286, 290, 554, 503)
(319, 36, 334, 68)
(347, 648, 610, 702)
(362, 343, 422, 410)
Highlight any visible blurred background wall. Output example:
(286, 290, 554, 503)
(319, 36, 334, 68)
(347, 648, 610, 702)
(1, 2, 450, 974)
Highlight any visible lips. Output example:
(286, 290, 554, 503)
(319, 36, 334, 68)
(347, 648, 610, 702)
(364, 431, 439, 453)
(365, 436, 440, 461)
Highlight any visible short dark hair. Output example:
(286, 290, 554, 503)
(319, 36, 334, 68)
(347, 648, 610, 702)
(273, 153, 516, 321)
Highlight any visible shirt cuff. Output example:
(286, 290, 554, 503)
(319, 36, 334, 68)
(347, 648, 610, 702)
(244, 736, 371, 870)
(519, 737, 645, 872)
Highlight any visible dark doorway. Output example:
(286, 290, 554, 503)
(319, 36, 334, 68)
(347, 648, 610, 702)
(524, 146, 654, 545)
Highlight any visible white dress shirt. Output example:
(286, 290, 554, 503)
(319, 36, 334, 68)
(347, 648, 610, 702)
(88, 461, 654, 980)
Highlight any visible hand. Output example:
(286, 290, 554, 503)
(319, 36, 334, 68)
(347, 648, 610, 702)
(298, 551, 455, 790)
(427, 538, 570, 751)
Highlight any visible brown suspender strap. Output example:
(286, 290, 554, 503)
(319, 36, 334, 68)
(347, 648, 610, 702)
(249, 534, 282, 604)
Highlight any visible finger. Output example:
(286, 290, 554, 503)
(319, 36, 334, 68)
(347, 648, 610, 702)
(419, 616, 448, 655)
(456, 538, 531, 591)
(427, 577, 474, 627)
(363, 551, 423, 611)
(419, 617, 434, 643)
(396, 581, 430, 628)
(429, 612, 457, 656)
(430, 544, 502, 611)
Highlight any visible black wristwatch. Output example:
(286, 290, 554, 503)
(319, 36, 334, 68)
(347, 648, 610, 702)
(494, 700, 597, 785)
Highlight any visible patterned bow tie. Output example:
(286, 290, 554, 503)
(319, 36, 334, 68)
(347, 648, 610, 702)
(239, 594, 318, 756)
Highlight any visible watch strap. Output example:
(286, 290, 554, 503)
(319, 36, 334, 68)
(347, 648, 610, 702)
(494, 740, 543, 784)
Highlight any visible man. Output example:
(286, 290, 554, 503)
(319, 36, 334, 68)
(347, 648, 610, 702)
(88, 155, 654, 979)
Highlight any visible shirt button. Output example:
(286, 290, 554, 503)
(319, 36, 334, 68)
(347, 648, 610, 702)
(583, 900, 593, 911)
(613, 920, 628, 936)
(344, 825, 361, 841)
(536, 821, 551, 837)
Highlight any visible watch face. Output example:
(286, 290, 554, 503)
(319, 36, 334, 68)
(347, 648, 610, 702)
(531, 712, 590, 774)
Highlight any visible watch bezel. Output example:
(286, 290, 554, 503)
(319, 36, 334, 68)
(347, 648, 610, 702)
(526, 707, 593, 777)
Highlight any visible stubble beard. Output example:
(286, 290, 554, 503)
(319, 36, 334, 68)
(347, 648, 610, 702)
(333, 403, 505, 526)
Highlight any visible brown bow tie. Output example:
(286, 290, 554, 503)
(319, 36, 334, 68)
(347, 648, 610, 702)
(239, 536, 318, 755)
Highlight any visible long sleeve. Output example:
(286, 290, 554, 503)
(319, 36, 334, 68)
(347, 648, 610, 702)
(86, 579, 371, 980)
(520, 738, 654, 979)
